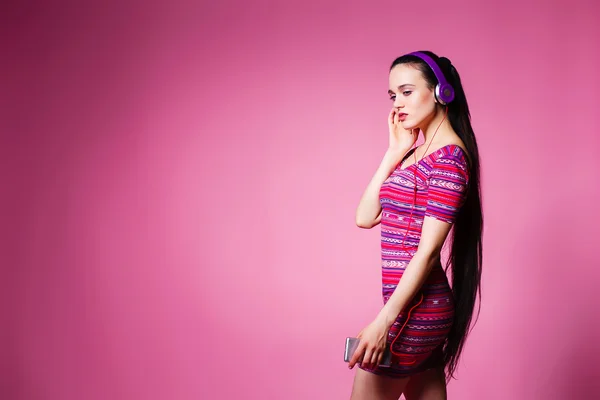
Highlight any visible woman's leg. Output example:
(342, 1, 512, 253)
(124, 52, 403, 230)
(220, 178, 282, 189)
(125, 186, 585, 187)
(403, 366, 447, 400)
(350, 368, 410, 400)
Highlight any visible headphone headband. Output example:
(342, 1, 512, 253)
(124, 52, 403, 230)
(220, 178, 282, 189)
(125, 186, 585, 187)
(406, 51, 455, 105)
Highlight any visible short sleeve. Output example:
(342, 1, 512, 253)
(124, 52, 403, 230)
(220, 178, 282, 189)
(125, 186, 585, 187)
(424, 154, 469, 224)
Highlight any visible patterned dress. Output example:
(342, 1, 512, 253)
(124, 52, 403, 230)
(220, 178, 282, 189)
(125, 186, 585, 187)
(358, 144, 470, 378)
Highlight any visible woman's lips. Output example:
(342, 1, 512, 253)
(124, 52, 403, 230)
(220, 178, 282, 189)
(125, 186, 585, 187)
(398, 113, 407, 121)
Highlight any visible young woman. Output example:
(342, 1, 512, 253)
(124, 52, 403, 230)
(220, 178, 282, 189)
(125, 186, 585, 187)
(348, 51, 483, 400)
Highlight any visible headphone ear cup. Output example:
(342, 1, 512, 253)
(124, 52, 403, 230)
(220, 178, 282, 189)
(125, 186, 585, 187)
(434, 84, 447, 105)
(437, 83, 454, 105)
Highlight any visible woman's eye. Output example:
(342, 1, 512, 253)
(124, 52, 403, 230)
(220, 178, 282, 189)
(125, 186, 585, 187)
(389, 96, 396, 101)
(403, 91, 412, 96)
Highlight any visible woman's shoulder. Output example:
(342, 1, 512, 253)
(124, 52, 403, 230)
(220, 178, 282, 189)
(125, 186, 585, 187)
(430, 143, 471, 183)
(434, 142, 470, 166)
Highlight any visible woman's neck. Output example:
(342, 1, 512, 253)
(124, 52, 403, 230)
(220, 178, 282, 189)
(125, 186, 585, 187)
(420, 108, 455, 145)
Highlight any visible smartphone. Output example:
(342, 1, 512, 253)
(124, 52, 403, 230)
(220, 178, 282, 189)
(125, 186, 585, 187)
(344, 337, 392, 367)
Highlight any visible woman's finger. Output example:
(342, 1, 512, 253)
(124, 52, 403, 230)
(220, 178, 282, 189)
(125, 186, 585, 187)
(375, 351, 383, 368)
(349, 342, 365, 369)
(369, 348, 379, 368)
(362, 347, 373, 369)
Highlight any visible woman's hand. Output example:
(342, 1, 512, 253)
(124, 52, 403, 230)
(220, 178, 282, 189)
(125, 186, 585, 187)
(348, 318, 390, 370)
(388, 107, 419, 153)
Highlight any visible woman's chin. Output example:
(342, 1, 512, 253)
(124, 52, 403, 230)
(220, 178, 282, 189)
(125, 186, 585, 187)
(401, 121, 416, 130)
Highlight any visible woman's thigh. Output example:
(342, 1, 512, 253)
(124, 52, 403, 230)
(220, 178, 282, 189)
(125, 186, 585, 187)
(403, 367, 447, 400)
(350, 368, 410, 400)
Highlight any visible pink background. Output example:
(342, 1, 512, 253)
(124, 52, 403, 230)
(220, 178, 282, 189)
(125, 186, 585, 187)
(3, 0, 600, 399)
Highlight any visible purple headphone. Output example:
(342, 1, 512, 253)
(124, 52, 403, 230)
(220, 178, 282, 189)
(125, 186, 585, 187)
(407, 51, 455, 105)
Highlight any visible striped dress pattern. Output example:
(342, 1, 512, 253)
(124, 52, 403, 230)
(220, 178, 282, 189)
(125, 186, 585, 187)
(358, 144, 470, 378)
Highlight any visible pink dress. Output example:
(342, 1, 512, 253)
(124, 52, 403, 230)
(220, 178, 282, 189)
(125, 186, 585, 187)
(358, 144, 470, 378)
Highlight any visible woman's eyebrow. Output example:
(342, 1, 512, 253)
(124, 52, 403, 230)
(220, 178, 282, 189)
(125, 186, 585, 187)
(388, 84, 415, 94)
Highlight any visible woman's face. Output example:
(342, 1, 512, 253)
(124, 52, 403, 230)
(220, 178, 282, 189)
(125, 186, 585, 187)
(388, 64, 437, 130)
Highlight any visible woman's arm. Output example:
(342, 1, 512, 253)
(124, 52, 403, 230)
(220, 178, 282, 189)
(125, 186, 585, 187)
(347, 217, 452, 370)
(355, 149, 410, 228)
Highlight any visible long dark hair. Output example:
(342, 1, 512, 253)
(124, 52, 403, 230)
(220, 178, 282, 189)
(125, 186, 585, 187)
(390, 51, 484, 382)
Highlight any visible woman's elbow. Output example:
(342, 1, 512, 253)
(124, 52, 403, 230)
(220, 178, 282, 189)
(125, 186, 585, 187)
(356, 215, 381, 229)
(356, 219, 373, 228)
(355, 208, 382, 229)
